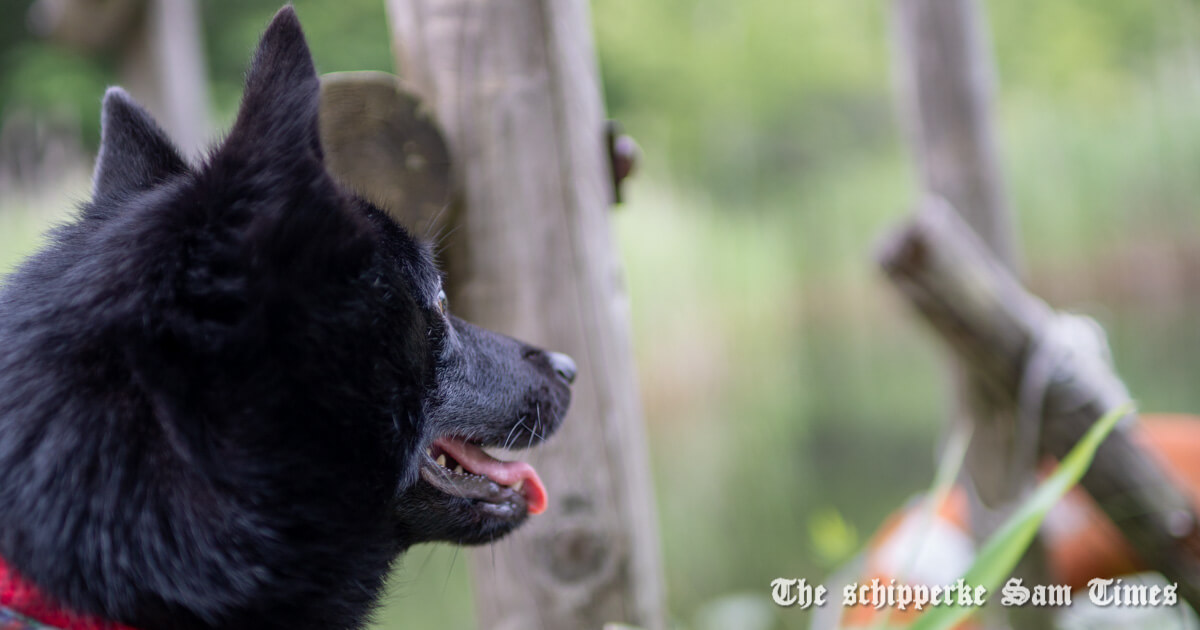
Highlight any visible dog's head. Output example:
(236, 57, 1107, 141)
(88, 7, 571, 542)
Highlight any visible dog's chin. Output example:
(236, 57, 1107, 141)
(395, 437, 547, 546)
(395, 483, 527, 546)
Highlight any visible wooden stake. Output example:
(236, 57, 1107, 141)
(384, 1, 667, 628)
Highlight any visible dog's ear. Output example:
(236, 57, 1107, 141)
(92, 88, 187, 199)
(221, 6, 323, 165)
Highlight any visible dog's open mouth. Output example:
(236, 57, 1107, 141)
(419, 437, 548, 516)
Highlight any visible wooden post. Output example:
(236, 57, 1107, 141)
(891, 0, 1014, 266)
(318, 71, 454, 235)
(877, 197, 1200, 610)
(384, 2, 667, 629)
(891, 2, 1043, 627)
(118, 0, 212, 159)
(892, 0, 1026, 529)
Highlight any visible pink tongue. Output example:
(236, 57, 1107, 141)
(434, 437, 548, 514)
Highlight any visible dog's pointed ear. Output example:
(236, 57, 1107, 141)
(92, 87, 187, 198)
(223, 6, 323, 162)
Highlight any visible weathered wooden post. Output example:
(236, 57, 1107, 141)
(383, 2, 667, 629)
(892, 0, 1021, 533)
(893, 0, 1023, 507)
(891, 2, 1045, 627)
(319, 71, 454, 235)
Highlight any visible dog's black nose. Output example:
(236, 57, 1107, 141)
(547, 352, 577, 384)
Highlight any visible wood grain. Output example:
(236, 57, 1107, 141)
(385, 1, 667, 628)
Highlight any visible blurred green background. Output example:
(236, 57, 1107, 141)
(4, 1, 1200, 628)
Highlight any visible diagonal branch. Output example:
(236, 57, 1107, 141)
(878, 196, 1200, 609)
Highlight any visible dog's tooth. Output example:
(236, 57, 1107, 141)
(454, 464, 464, 474)
(512, 479, 524, 492)
(426, 447, 433, 457)
(436, 454, 446, 468)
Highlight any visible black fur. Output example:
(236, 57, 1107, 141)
(0, 7, 572, 630)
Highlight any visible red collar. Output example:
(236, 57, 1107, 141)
(0, 556, 137, 630)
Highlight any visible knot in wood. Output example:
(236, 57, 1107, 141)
(538, 523, 615, 584)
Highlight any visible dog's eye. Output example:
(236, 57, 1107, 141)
(436, 290, 448, 315)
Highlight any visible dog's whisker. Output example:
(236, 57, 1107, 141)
(533, 405, 547, 445)
(422, 201, 453, 240)
(431, 225, 463, 257)
(524, 406, 540, 450)
(413, 544, 438, 581)
(441, 544, 461, 596)
(503, 416, 528, 452)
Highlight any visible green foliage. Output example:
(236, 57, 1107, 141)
(201, 0, 394, 126)
(0, 0, 393, 147)
(0, 41, 112, 147)
(595, 0, 893, 203)
(808, 507, 858, 570)
(909, 403, 1131, 630)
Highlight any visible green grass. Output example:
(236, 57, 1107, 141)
(0, 198, 78, 277)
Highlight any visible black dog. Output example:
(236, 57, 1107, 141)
(0, 7, 573, 630)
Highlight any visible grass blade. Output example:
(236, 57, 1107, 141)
(908, 402, 1133, 630)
